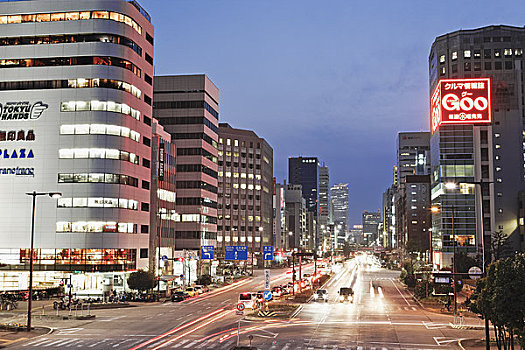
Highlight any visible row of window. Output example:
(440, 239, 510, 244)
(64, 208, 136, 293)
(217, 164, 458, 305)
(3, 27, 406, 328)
(174, 231, 217, 240)
(60, 124, 140, 142)
(218, 151, 262, 159)
(59, 148, 139, 164)
(217, 235, 262, 242)
(170, 214, 217, 224)
(153, 100, 219, 119)
(176, 164, 218, 179)
(0, 79, 141, 99)
(56, 221, 136, 233)
(219, 162, 262, 170)
(157, 189, 176, 203)
(219, 138, 261, 149)
(0, 33, 142, 56)
(177, 147, 217, 163)
(441, 48, 524, 62)
(58, 173, 139, 187)
(0, 10, 142, 35)
(219, 193, 261, 200)
(442, 61, 517, 75)
(175, 180, 218, 194)
(219, 183, 262, 191)
(175, 197, 217, 209)
(219, 206, 262, 213)
(172, 132, 218, 148)
(57, 197, 139, 210)
(159, 116, 218, 133)
(0, 56, 141, 77)
(60, 100, 140, 121)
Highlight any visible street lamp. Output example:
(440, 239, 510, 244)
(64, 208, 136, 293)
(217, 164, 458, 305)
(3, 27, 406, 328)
(25, 191, 62, 332)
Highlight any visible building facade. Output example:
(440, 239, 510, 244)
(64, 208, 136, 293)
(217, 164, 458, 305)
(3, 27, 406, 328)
(318, 165, 329, 250)
(273, 180, 286, 250)
(330, 183, 349, 249)
(284, 184, 306, 250)
(362, 211, 381, 246)
(429, 25, 525, 266)
(153, 74, 219, 251)
(149, 120, 177, 276)
(397, 132, 431, 185)
(288, 157, 319, 214)
(216, 123, 273, 266)
(0, 0, 155, 290)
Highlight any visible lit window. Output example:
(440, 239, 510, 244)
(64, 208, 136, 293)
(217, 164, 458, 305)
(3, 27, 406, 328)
(439, 55, 445, 63)
(451, 51, 458, 60)
(234, 140, 239, 147)
(227, 139, 231, 146)
(496, 167, 501, 172)
(495, 133, 500, 138)
(241, 173, 247, 178)
(504, 48, 513, 57)
(495, 144, 501, 149)
(219, 138, 223, 144)
(464, 50, 471, 58)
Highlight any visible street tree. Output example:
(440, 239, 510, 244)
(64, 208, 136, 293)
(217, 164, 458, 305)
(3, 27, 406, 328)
(491, 230, 509, 262)
(127, 270, 157, 292)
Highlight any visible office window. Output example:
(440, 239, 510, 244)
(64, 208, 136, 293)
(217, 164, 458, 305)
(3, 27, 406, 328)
(451, 51, 457, 60)
(463, 50, 471, 58)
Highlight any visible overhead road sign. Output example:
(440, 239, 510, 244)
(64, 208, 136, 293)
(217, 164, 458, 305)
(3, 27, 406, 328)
(200, 246, 214, 260)
(225, 246, 248, 260)
(263, 246, 274, 261)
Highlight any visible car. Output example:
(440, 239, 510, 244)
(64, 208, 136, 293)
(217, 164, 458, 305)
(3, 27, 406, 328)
(313, 289, 328, 302)
(238, 292, 257, 309)
(194, 285, 209, 294)
(184, 287, 197, 297)
(338, 287, 354, 303)
(271, 286, 283, 297)
(171, 291, 189, 302)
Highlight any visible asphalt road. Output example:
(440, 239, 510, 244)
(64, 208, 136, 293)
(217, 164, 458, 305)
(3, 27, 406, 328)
(10, 259, 485, 350)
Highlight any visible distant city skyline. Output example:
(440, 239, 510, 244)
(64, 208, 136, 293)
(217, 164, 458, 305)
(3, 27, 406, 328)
(141, 0, 525, 223)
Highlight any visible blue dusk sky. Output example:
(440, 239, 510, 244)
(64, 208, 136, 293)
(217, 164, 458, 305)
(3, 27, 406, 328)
(141, 0, 525, 224)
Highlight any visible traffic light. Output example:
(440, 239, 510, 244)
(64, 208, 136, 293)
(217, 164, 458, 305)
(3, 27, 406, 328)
(177, 257, 184, 262)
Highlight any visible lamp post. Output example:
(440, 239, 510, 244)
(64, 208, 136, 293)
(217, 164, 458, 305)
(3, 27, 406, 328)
(25, 191, 62, 332)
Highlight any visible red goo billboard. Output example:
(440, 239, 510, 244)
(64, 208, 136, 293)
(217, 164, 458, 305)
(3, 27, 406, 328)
(431, 78, 491, 133)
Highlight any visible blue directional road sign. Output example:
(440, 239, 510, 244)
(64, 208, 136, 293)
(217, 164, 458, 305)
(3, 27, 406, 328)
(201, 246, 214, 260)
(225, 246, 248, 260)
(263, 246, 274, 261)
(161, 255, 168, 262)
(263, 290, 273, 301)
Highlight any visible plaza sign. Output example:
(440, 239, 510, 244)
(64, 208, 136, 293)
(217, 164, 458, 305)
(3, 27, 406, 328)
(431, 78, 491, 133)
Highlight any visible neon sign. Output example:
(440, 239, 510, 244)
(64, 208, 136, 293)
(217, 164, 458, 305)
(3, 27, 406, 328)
(431, 78, 491, 133)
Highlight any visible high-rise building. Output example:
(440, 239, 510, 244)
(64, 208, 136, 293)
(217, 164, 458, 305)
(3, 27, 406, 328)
(331, 183, 349, 248)
(273, 180, 286, 250)
(429, 25, 525, 266)
(318, 165, 329, 250)
(150, 120, 177, 275)
(362, 211, 381, 246)
(348, 225, 363, 245)
(382, 185, 396, 248)
(0, 0, 155, 290)
(400, 175, 431, 254)
(153, 74, 219, 250)
(216, 123, 273, 266)
(397, 132, 430, 185)
(285, 184, 307, 250)
(288, 157, 319, 214)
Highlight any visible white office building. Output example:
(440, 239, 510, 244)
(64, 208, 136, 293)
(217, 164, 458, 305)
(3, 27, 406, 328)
(0, 0, 155, 292)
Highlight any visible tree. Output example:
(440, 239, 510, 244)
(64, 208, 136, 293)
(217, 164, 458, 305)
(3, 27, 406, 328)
(196, 274, 212, 286)
(454, 251, 479, 273)
(468, 255, 525, 349)
(127, 270, 157, 292)
(491, 230, 509, 262)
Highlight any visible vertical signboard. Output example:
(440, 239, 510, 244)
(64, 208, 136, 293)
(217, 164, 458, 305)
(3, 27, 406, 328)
(158, 143, 165, 181)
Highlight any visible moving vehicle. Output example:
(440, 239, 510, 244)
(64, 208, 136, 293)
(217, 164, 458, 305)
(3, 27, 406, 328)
(313, 289, 328, 302)
(271, 286, 283, 297)
(338, 287, 354, 303)
(184, 287, 197, 297)
(171, 291, 189, 302)
(238, 292, 257, 309)
(194, 285, 209, 294)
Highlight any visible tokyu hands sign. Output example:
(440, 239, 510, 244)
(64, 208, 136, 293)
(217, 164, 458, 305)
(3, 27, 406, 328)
(0, 101, 48, 121)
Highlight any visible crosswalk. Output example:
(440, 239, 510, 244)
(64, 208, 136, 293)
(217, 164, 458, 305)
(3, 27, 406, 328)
(20, 337, 440, 350)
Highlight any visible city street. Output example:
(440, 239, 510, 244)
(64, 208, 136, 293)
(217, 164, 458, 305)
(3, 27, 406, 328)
(8, 258, 485, 350)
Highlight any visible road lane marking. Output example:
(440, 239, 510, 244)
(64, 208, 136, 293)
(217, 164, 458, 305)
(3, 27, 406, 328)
(390, 279, 411, 306)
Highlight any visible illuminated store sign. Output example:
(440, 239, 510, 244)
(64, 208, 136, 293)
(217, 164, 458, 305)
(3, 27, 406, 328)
(431, 78, 491, 133)
(0, 130, 35, 141)
(0, 101, 48, 120)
